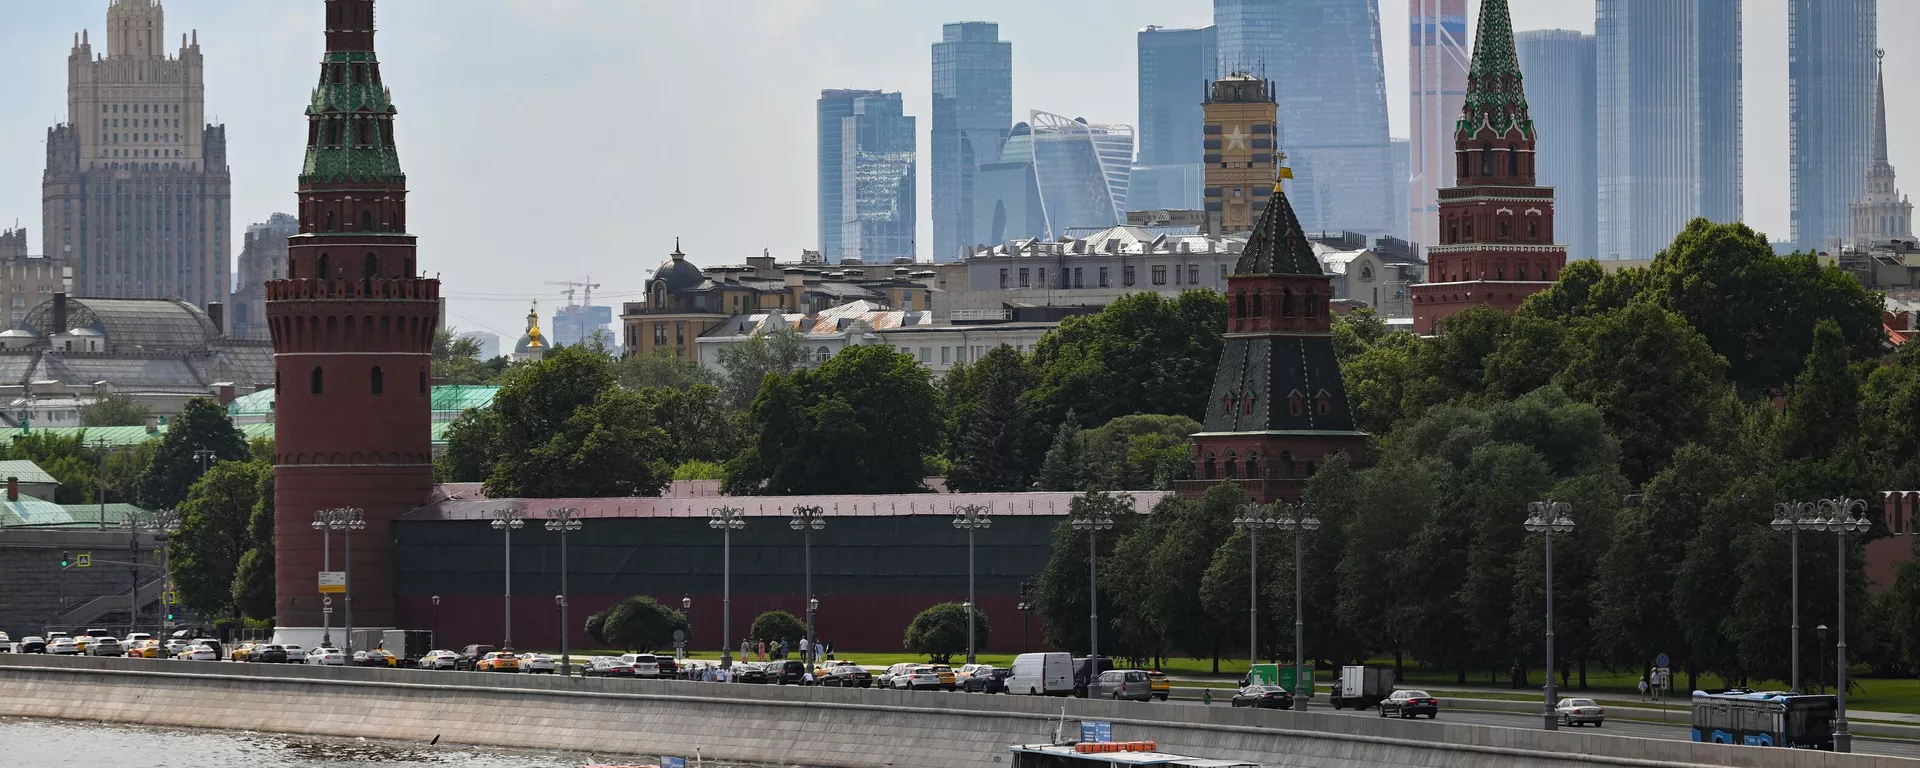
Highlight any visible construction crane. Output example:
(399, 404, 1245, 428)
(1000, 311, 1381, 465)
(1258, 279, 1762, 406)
(544, 277, 601, 306)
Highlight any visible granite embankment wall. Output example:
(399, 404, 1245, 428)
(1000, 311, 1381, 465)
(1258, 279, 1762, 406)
(0, 655, 1907, 768)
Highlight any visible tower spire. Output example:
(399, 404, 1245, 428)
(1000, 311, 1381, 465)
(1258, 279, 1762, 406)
(1457, 0, 1531, 139)
(1872, 49, 1890, 168)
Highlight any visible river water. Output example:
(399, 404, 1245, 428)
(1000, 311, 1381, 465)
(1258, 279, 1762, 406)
(0, 717, 700, 767)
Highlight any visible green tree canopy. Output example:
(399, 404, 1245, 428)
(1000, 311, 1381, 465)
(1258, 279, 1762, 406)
(79, 393, 152, 427)
(480, 346, 672, 497)
(599, 595, 689, 652)
(136, 397, 249, 509)
(717, 326, 810, 410)
(944, 346, 1046, 492)
(1025, 290, 1225, 430)
(615, 350, 720, 392)
(230, 465, 276, 622)
(168, 459, 271, 621)
(903, 602, 989, 663)
(749, 610, 806, 646)
(1037, 413, 1199, 491)
(726, 345, 938, 495)
(432, 328, 506, 385)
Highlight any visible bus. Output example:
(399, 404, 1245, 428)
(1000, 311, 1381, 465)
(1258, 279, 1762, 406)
(1006, 743, 1257, 768)
(1689, 688, 1837, 749)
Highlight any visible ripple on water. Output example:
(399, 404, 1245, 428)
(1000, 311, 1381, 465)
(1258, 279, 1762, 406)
(0, 717, 604, 767)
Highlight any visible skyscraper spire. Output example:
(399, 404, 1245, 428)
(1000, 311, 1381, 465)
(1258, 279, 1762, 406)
(1458, 0, 1532, 139)
(1871, 49, 1890, 168)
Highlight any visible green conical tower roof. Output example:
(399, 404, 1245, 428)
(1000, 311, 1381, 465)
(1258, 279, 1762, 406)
(1234, 180, 1322, 276)
(1456, 0, 1534, 140)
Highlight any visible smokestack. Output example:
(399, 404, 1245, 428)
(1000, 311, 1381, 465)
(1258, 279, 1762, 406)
(51, 292, 67, 334)
(207, 302, 224, 336)
(7, 477, 18, 502)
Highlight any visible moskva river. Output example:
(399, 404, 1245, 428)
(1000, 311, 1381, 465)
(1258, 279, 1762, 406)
(0, 717, 676, 767)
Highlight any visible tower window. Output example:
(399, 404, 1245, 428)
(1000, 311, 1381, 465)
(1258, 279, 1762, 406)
(1481, 144, 1492, 177)
(371, 366, 384, 395)
(318, 253, 331, 278)
(1507, 150, 1518, 177)
(357, 117, 370, 146)
(419, 370, 427, 395)
(311, 366, 324, 395)
(364, 253, 378, 279)
(361, 210, 373, 232)
(324, 211, 336, 233)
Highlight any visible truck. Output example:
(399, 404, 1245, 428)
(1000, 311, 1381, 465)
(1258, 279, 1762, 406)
(1329, 665, 1395, 710)
(380, 629, 436, 666)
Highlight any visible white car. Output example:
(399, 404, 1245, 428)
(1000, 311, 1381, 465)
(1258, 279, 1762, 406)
(175, 644, 218, 661)
(306, 647, 347, 666)
(0, 631, 11, 652)
(48, 637, 80, 655)
(418, 649, 458, 670)
(281, 645, 308, 663)
(87, 637, 124, 656)
(123, 632, 153, 646)
(895, 665, 946, 691)
(162, 638, 192, 656)
(518, 653, 556, 674)
(618, 653, 661, 678)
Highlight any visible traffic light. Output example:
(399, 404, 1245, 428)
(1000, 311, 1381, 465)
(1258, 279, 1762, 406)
(60, 551, 70, 568)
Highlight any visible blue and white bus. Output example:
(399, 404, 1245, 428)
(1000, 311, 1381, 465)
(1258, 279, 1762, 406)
(1689, 688, 1837, 750)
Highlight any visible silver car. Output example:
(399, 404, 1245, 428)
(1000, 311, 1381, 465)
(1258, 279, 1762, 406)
(1088, 669, 1153, 702)
(1555, 697, 1604, 727)
(86, 636, 123, 656)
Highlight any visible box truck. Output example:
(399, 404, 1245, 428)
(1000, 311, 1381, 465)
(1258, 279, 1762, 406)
(1329, 665, 1395, 710)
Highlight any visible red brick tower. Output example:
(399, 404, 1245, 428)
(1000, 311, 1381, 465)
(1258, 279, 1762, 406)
(1408, 0, 1565, 334)
(267, 0, 437, 630)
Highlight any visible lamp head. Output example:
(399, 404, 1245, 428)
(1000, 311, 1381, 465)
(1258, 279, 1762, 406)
(682, 595, 691, 609)
(1299, 515, 1322, 532)
(431, 595, 440, 606)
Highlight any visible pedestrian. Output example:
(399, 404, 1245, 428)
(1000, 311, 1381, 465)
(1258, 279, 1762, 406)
(825, 641, 834, 661)
(757, 640, 765, 661)
(803, 669, 814, 685)
(799, 636, 809, 662)
(741, 638, 750, 661)
(780, 638, 789, 659)
(1638, 676, 1649, 701)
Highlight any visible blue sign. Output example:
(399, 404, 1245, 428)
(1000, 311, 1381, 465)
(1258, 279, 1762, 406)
(661, 757, 686, 768)
(1655, 653, 1670, 668)
(1080, 721, 1112, 743)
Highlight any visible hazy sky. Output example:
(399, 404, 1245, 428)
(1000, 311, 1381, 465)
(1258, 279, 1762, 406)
(0, 1, 1913, 340)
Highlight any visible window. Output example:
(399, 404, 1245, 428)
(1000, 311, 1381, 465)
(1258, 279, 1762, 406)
(941, 346, 951, 365)
(1507, 149, 1518, 177)
(1018, 268, 1030, 288)
(1072, 268, 1083, 288)
(999, 268, 1009, 289)
(1220, 264, 1228, 281)
(1527, 221, 1538, 238)
(1098, 266, 1110, 287)
(1317, 396, 1331, 414)
(919, 347, 932, 363)
(653, 323, 667, 347)
(1124, 265, 1136, 286)
(364, 253, 378, 279)
(1037, 268, 1046, 287)
(1189, 265, 1199, 284)
(318, 253, 331, 278)
(370, 366, 384, 395)
(675, 322, 685, 345)
(817, 346, 830, 363)
(310, 366, 324, 395)
(1224, 452, 1238, 479)
(1289, 394, 1304, 416)
(1152, 265, 1167, 285)
(1481, 144, 1492, 176)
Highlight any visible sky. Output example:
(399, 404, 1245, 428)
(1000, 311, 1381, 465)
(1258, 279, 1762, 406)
(0, 1, 1913, 341)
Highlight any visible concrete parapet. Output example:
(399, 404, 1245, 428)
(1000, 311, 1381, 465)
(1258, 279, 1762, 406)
(0, 655, 1910, 768)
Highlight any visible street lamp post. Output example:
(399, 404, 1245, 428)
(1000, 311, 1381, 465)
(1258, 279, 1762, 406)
(708, 506, 746, 668)
(1230, 503, 1280, 671)
(790, 506, 826, 662)
(1817, 497, 1870, 753)
(682, 595, 693, 658)
(310, 510, 335, 647)
(1274, 502, 1320, 706)
(491, 508, 525, 650)
(1771, 501, 1819, 692)
(1816, 624, 1830, 693)
(808, 597, 819, 662)
(431, 595, 441, 649)
(1524, 501, 1575, 731)
(952, 503, 992, 664)
(342, 509, 364, 654)
(1016, 579, 1035, 653)
(146, 509, 179, 637)
(545, 508, 582, 676)
(1068, 504, 1115, 671)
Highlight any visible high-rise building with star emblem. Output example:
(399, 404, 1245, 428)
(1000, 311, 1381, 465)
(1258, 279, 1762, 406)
(43, 0, 230, 314)
(1201, 74, 1278, 235)
(1408, 0, 1566, 334)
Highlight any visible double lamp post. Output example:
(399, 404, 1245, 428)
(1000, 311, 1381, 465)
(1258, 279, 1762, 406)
(1232, 501, 1318, 705)
(1771, 496, 1870, 753)
(311, 507, 364, 652)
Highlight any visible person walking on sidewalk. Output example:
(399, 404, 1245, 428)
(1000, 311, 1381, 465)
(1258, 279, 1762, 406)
(1638, 676, 1649, 701)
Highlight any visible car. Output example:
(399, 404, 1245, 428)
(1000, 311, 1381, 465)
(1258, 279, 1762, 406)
(18, 636, 46, 654)
(816, 663, 873, 687)
(1555, 697, 1605, 727)
(1380, 689, 1440, 719)
(230, 643, 257, 662)
(86, 636, 124, 657)
(654, 656, 678, 678)
(306, 647, 347, 666)
(48, 637, 80, 655)
(958, 664, 1005, 693)
(253, 644, 290, 664)
(418, 650, 458, 670)
(776, 660, 811, 685)
(174, 644, 218, 661)
(1089, 669, 1154, 702)
(731, 662, 770, 684)
(1072, 656, 1115, 696)
(127, 639, 163, 658)
(0, 631, 11, 652)
(353, 649, 398, 667)
(123, 632, 153, 647)
(282, 645, 308, 663)
(956, 663, 992, 684)
(518, 653, 556, 674)
(475, 651, 520, 672)
(455, 644, 497, 671)
(583, 657, 636, 678)
(618, 653, 662, 678)
(1231, 684, 1295, 709)
(930, 664, 959, 691)
(1008, 652, 1075, 696)
(895, 665, 948, 691)
(187, 638, 224, 659)
(1147, 670, 1172, 701)
(161, 638, 191, 656)
(877, 663, 913, 689)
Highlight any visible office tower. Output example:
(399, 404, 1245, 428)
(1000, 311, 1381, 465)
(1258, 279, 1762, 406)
(973, 123, 1047, 247)
(43, 0, 230, 308)
(931, 22, 1012, 262)
(1596, 0, 1743, 260)
(230, 212, 298, 340)
(1028, 112, 1134, 238)
(1410, 0, 1565, 335)
(819, 90, 915, 263)
(1202, 75, 1279, 235)
(1849, 51, 1912, 247)
(1390, 138, 1410, 242)
(1516, 30, 1597, 261)
(269, 0, 439, 633)
(1791, 0, 1876, 252)
(1409, 0, 1468, 248)
(1133, 25, 1216, 212)
(1214, 0, 1393, 239)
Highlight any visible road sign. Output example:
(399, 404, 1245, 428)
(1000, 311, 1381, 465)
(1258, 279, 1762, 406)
(162, 591, 178, 605)
(1655, 653, 1670, 668)
(75, 553, 91, 568)
(318, 571, 346, 593)
(661, 758, 686, 768)
(1079, 721, 1112, 743)
(323, 596, 333, 607)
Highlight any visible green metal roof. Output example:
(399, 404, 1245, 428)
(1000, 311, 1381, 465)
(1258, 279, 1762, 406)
(5, 421, 446, 450)
(0, 498, 150, 528)
(227, 388, 276, 417)
(227, 385, 498, 420)
(0, 460, 58, 485)
(1456, 0, 1535, 140)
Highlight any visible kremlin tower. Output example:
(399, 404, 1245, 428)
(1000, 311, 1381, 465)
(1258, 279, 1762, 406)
(267, 0, 438, 633)
(1408, 0, 1566, 334)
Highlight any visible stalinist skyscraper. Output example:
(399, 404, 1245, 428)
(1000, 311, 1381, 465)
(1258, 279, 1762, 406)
(43, 0, 231, 316)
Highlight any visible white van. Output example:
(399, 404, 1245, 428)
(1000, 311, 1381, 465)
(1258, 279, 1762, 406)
(1007, 652, 1074, 696)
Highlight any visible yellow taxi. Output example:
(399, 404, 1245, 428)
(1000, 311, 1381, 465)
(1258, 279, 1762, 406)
(475, 651, 520, 672)
(1147, 670, 1171, 701)
(129, 639, 163, 659)
(930, 664, 959, 691)
(230, 643, 257, 662)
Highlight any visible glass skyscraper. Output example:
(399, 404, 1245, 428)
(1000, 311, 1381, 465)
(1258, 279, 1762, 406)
(818, 89, 878, 261)
(1132, 25, 1216, 213)
(932, 22, 1012, 262)
(1213, 0, 1393, 238)
(1790, 0, 1876, 252)
(1517, 29, 1597, 261)
(1595, 0, 1742, 260)
(839, 92, 916, 263)
(1029, 111, 1135, 238)
(1408, 0, 1467, 249)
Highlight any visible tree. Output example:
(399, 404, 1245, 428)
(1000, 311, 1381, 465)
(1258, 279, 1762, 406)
(482, 346, 672, 498)
(167, 459, 270, 621)
(231, 465, 276, 622)
(1339, 331, 1421, 435)
(1403, 305, 1511, 410)
(136, 397, 250, 510)
(1025, 290, 1226, 430)
(749, 610, 807, 646)
(615, 350, 719, 392)
(8, 431, 102, 504)
(1037, 414, 1200, 491)
(1776, 320, 1864, 463)
(635, 383, 744, 466)
(1556, 301, 1727, 484)
(1033, 492, 1138, 653)
(599, 595, 688, 652)
(432, 328, 500, 385)
(1331, 307, 1389, 361)
(945, 346, 1045, 492)
(726, 345, 938, 495)
(585, 612, 607, 645)
(1035, 418, 1084, 491)
(903, 602, 989, 662)
(1143, 484, 1239, 668)
(716, 326, 810, 410)
(80, 394, 151, 427)
(434, 408, 500, 483)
